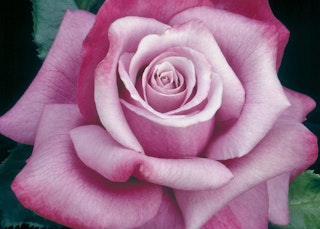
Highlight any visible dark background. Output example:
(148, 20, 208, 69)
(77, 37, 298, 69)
(0, 0, 319, 169)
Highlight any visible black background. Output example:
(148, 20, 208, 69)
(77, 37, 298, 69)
(0, 0, 319, 169)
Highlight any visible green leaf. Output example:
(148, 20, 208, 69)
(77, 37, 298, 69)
(0, 144, 65, 228)
(32, 0, 104, 60)
(269, 171, 320, 229)
(31, 0, 79, 60)
(74, 0, 105, 13)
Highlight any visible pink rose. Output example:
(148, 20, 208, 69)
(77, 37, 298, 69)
(0, 0, 317, 228)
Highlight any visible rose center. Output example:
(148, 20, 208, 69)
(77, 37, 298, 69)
(150, 61, 183, 93)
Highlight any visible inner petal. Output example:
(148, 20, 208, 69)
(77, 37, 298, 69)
(153, 62, 178, 89)
(141, 53, 195, 108)
(142, 57, 192, 112)
(151, 68, 184, 93)
(149, 61, 185, 94)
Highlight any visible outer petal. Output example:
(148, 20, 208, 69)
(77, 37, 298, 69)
(282, 87, 316, 122)
(267, 172, 290, 225)
(77, 0, 214, 122)
(174, 119, 317, 229)
(203, 183, 269, 229)
(70, 125, 233, 191)
(281, 88, 317, 178)
(211, 0, 289, 69)
(11, 104, 163, 229)
(265, 89, 316, 225)
(170, 7, 290, 159)
(0, 10, 95, 144)
(137, 189, 185, 229)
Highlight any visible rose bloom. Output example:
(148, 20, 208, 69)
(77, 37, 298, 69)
(0, 0, 318, 228)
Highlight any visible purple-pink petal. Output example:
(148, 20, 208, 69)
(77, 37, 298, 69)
(138, 190, 185, 229)
(174, 119, 317, 228)
(282, 87, 316, 122)
(121, 75, 220, 158)
(165, 17, 245, 122)
(77, 0, 214, 122)
(127, 21, 219, 117)
(267, 173, 290, 225)
(211, 0, 289, 69)
(71, 124, 233, 190)
(171, 7, 290, 159)
(203, 183, 269, 229)
(94, 17, 169, 153)
(12, 104, 163, 229)
(0, 10, 95, 144)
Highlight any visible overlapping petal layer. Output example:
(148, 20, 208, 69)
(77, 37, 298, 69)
(203, 183, 269, 229)
(94, 17, 170, 153)
(11, 104, 163, 229)
(70, 125, 233, 190)
(170, 7, 290, 159)
(78, 0, 214, 122)
(174, 119, 317, 229)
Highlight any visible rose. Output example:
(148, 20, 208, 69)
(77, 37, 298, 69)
(0, 0, 317, 228)
(1, 1, 317, 228)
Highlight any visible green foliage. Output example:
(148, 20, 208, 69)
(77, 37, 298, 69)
(32, 0, 79, 60)
(269, 171, 320, 229)
(31, 0, 104, 60)
(74, 0, 105, 13)
(0, 144, 64, 228)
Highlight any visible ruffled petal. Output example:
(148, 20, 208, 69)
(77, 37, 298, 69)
(203, 183, 269, 229)
(0, 10, 95, 144)
(11, 104, 163, 229)
(71, 125, 233, 191)
(170, 7, 290, 159)
(174, 119, 317, 229)
(78, 0, 214, 122)
(267, 172, 290, 225)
